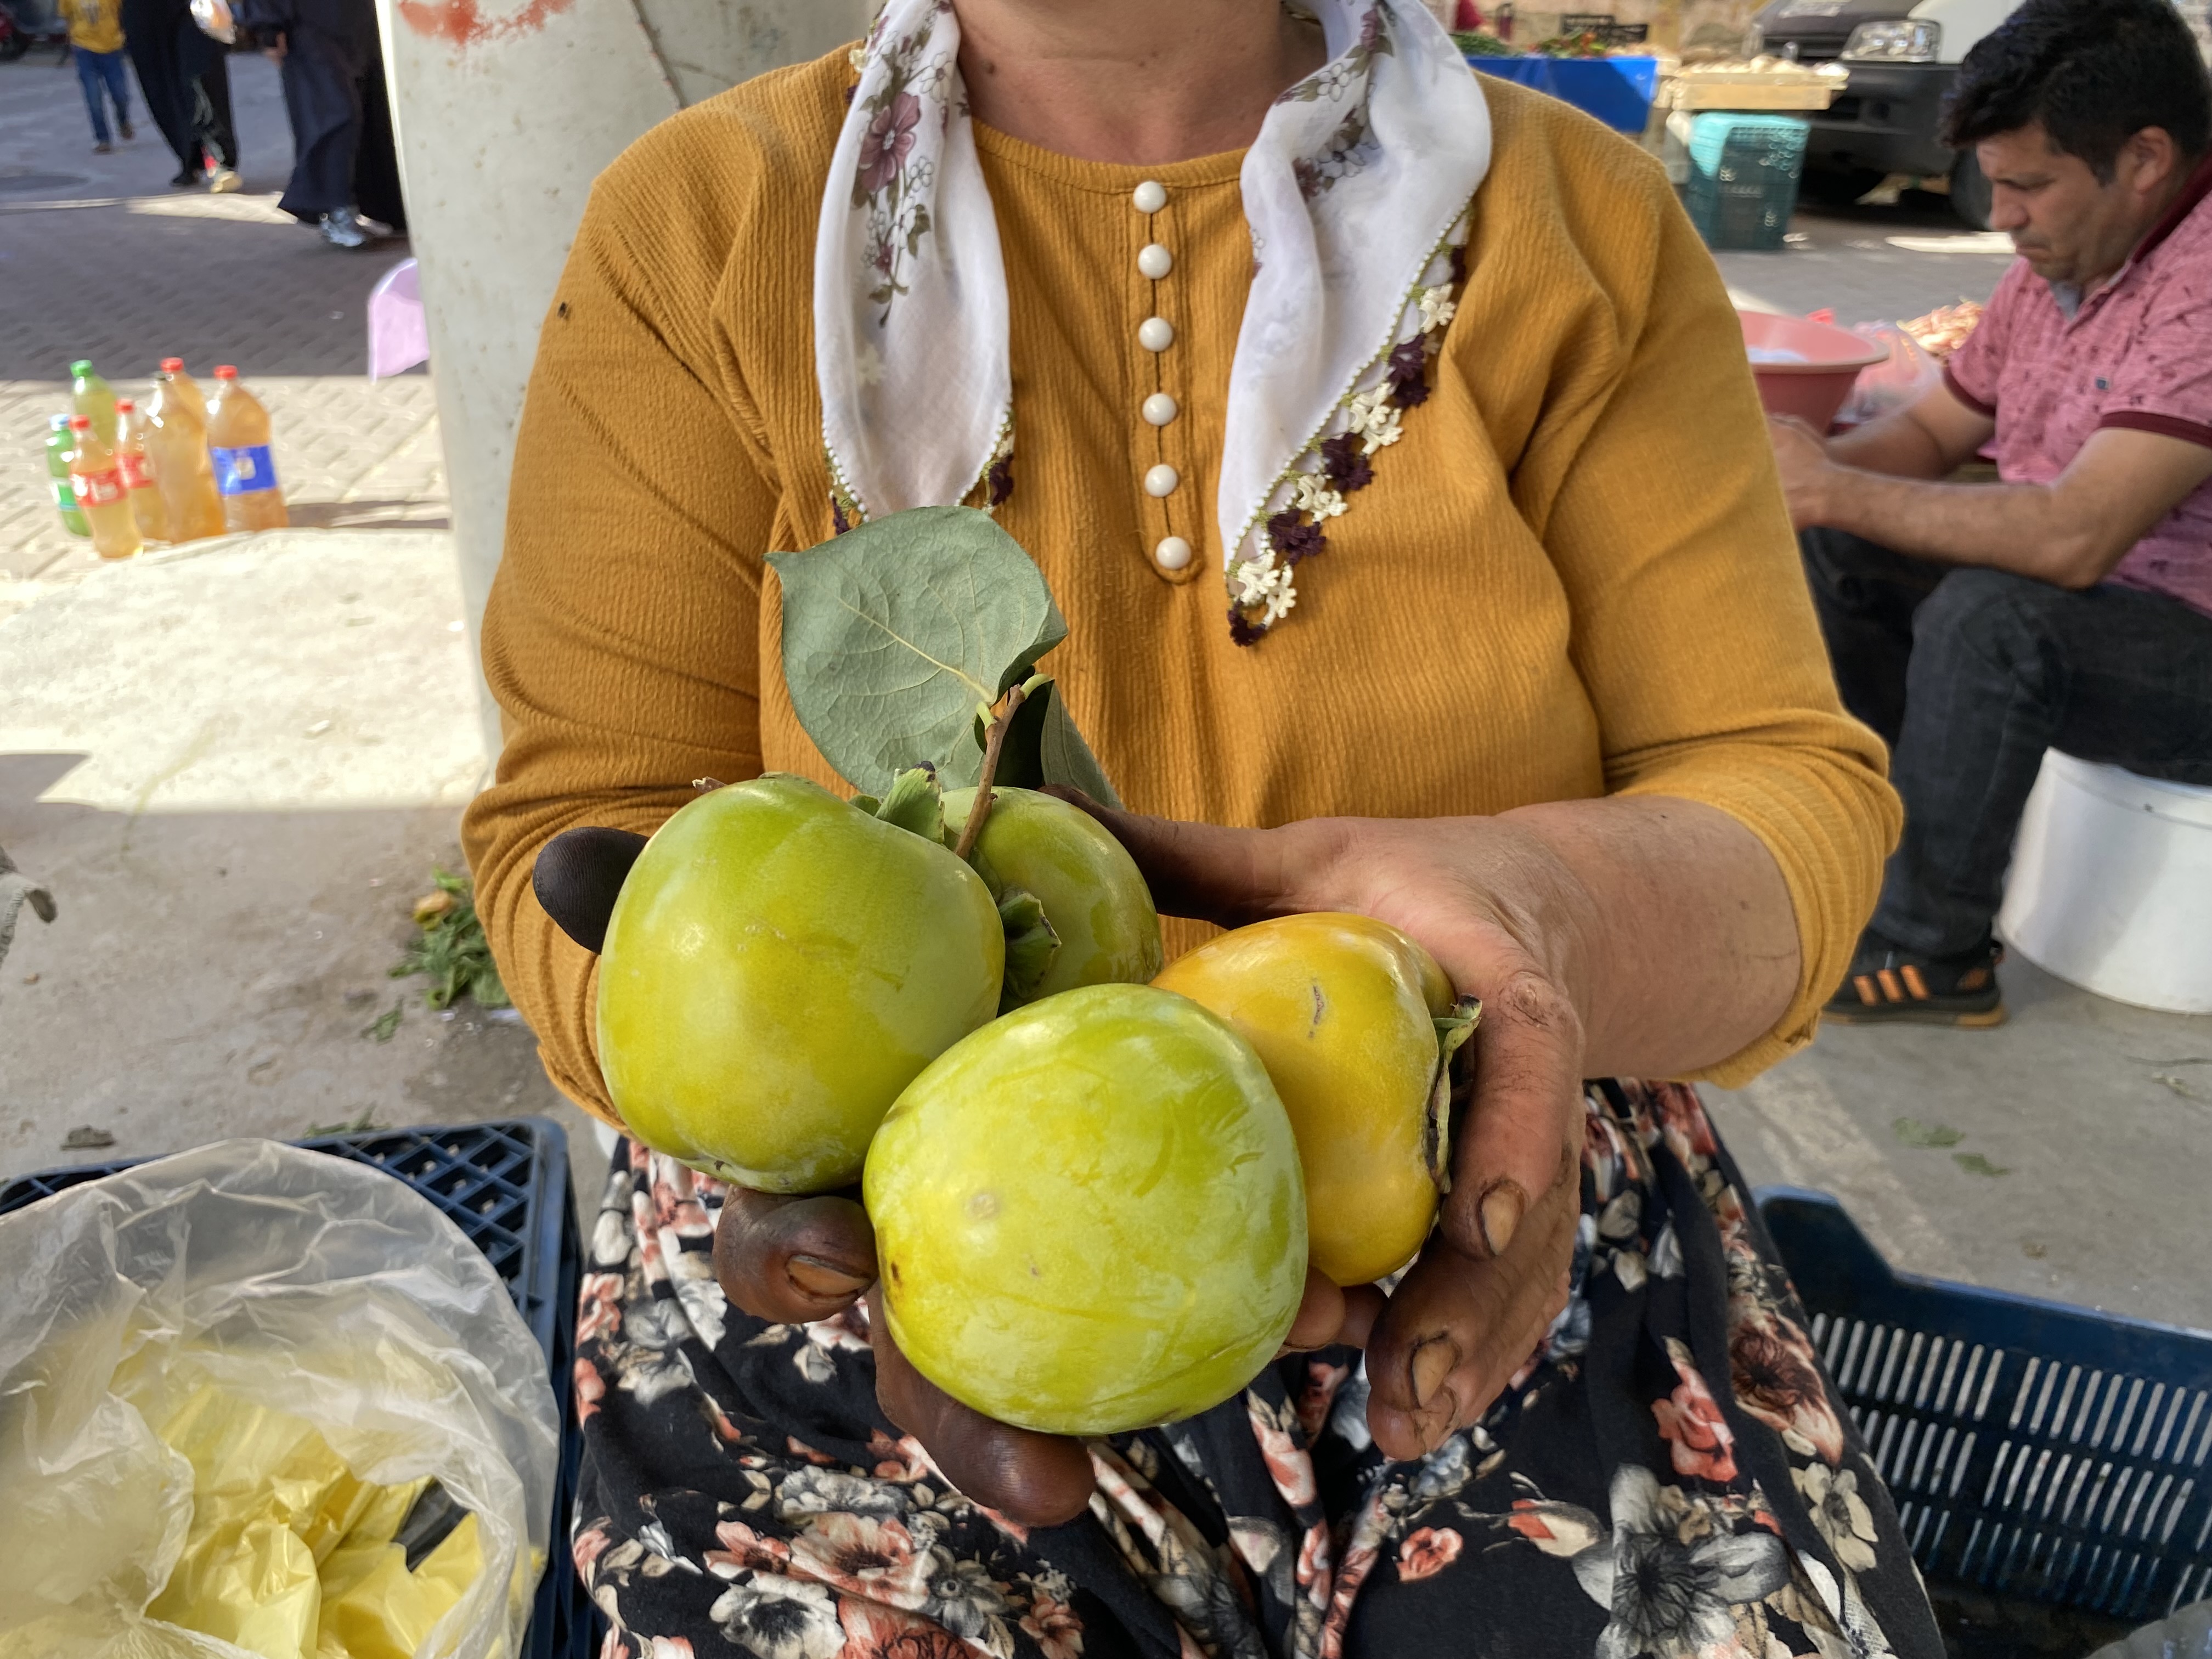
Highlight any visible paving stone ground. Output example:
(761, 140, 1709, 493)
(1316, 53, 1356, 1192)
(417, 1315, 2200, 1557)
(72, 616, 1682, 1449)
(1, 53, 445, 585)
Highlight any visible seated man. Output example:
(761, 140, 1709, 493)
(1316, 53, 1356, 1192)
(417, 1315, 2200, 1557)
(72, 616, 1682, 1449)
(1771, 0, 2212, 1026)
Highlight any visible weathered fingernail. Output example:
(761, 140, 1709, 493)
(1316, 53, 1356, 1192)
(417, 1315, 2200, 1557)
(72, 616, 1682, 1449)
(1419, 1390, 1460, 1453)
(1479, 1181, 1526, 1257)
(1409, 1335, 1459, 1410)
(788, 1254, 870, 1296)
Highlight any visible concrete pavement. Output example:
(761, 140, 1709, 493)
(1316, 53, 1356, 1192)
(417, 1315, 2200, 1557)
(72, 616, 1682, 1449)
(1, 54, 447, 585)
(1, 53, 593, 1207)
(0, 531, 607, 1217)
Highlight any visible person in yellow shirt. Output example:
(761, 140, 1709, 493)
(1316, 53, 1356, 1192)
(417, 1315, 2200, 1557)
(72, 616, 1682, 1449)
(61, 0, 136, 153)
(473, 2, 1946, 1652)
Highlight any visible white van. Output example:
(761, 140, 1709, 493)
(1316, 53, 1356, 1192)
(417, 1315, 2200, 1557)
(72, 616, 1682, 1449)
(1748, 0, 2021, 225)
(1753, 0, 2212, 225)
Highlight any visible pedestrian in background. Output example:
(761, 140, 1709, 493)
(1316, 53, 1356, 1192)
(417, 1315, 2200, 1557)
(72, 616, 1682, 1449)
(125, 0, 241, 190)
(60, 0, 135, 154)
(239, 0, 405, 247)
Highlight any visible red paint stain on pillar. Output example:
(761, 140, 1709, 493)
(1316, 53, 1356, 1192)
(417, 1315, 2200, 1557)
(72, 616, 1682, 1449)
(397, 0, 577, 47)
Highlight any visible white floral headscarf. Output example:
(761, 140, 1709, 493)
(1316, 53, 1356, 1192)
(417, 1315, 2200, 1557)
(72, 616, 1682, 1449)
(815, 0, 1491, 583)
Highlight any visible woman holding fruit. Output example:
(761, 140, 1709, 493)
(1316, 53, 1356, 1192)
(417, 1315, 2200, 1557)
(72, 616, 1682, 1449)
(465, 0, 1940, 1652)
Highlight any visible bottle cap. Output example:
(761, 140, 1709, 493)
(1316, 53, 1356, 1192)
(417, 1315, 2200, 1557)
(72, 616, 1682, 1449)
(161, 358, 185, 373)
(70, 359, 95, 378)
(68, 416, 91, 430)
(214, 365, 239, 380)
(50, 414, 71, 430)
(116, 399, 135, 413)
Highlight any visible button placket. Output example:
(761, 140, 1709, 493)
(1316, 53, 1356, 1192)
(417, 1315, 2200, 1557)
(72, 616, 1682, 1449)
(1133, 179, 1193, 580)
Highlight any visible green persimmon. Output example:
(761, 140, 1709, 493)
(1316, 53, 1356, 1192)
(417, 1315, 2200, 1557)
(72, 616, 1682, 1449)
(942, 786, 1163, 1006)
(596, 774, 1003, 1193)
(865, 983, 1307, 1434)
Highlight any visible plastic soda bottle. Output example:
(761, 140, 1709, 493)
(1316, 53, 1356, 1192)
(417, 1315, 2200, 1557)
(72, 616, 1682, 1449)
(45, 415, 92, 538)
(145, 362, 227, 541)
(152, 358, 210, 429)
(70, 359, 119, 446)
(66, 416, 143, 560)
(204, 365, 288, 532)
(114, 399, 172, 544)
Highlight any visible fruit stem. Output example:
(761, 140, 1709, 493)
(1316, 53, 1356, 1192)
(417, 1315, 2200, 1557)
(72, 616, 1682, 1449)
(953, 681, 1028, 861)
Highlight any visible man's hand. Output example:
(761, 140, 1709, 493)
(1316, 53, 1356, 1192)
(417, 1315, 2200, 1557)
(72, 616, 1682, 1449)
(1767, 414, 1837, 530)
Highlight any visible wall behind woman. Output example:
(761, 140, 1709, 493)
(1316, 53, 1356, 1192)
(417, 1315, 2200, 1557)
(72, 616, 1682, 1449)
(373, 0, 873, 746)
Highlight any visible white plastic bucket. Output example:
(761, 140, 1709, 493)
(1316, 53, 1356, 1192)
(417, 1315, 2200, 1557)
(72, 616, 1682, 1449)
(1998, 751, 2212, 1015)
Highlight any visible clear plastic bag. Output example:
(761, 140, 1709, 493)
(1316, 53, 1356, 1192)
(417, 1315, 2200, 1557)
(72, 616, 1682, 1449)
(1833, 321, 1940, 428)
(0, 1139, 561, 1659)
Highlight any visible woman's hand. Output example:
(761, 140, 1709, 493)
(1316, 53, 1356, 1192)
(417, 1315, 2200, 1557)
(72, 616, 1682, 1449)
(540, 782, 1797, 1507)
(708, 1187, 1367, 1525)
(1068, 800, 1596, 1459)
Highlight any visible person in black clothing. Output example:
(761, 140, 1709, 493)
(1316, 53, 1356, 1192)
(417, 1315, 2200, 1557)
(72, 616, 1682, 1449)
(237, 0, 405, 246)
(121, 0, 239, 188)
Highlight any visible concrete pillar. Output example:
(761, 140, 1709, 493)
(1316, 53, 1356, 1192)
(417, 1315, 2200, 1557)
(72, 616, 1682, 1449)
(373, 0, 873, 744)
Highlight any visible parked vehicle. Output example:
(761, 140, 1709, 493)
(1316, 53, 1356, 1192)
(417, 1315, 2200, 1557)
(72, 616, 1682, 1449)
(1750, 0, 2019, 226)
(0, 0, 73, 59)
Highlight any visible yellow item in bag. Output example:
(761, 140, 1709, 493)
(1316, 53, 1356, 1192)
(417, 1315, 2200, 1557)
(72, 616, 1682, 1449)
(142, 1385, 484, 1659)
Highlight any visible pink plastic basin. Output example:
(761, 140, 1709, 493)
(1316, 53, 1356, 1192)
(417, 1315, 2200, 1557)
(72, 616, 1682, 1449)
(1738, 311, 1891, 431)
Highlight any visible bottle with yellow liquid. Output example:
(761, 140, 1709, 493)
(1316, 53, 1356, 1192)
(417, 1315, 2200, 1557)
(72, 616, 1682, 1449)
(145, 359, 227, 541)
(70, 359, 119, 445)
(205, 365, 288, 533)
(114, 399, 172, 544)
(66, 415, 143, 560)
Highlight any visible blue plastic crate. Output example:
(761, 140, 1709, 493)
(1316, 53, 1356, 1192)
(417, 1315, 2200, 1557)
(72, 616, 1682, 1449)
(1758, 1188, 2212, 1626)
(1683, 112, 1809, 252)
(0, 1118, 602, 1659)
(1469, 54, 1662, 134)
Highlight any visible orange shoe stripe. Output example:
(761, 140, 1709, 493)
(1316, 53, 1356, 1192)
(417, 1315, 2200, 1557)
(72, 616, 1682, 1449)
(1901, 963, 1929, 1000)
(1877, 967, 1904, 1001)
(1853, 974, 1879, 1006)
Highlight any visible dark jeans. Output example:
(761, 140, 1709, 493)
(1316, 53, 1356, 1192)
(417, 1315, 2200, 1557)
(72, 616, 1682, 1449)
(74, 46, 132, 145)
(1801, 528, 2212, 958)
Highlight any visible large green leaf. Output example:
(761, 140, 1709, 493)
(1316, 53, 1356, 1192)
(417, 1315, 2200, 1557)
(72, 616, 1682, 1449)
(768, 507, 1066, 794)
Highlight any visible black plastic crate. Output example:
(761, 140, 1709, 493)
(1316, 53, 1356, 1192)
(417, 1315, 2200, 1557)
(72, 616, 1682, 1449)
(1759, 1188, 2212, 1630)
(0, 1118, 602, 1659)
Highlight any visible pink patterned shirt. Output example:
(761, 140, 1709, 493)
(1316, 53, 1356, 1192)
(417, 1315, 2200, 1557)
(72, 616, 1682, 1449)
(1945, 156, 2212, 618)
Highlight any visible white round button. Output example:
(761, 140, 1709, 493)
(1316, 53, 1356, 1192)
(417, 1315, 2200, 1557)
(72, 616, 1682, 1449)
(1142, 392, 1178, 427)
(1137, 242, 1173, 280)
(1153, 535, 1193, 572)
(1138, 315, 1174, 353)
(1144, 463, 1180, 498)
(1132, 179, 1167, 215)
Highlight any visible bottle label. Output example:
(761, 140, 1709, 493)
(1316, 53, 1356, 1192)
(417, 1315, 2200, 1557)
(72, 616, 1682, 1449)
(120, 450, 154, 491)
(53, 477, 81, 510)
(69, 465, 126, 507)
(213, 444, 278, 496)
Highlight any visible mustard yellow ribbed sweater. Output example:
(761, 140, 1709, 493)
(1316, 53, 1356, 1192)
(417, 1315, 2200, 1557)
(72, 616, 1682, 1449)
(462, 47, 1899, 1127)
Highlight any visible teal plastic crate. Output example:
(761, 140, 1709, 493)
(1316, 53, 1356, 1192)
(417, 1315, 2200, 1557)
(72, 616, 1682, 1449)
(1684, 112, 1809, 252)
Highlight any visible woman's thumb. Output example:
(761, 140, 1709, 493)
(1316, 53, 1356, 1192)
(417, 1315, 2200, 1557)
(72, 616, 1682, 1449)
(1040, 789, 1304, 927)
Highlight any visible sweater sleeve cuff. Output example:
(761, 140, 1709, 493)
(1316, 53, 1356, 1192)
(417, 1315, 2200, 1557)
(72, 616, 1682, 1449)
(1617, 753, 1899, 1090)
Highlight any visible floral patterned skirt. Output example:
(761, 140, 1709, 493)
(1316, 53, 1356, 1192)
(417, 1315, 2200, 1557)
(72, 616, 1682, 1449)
(572, 1079, 1944, 1659)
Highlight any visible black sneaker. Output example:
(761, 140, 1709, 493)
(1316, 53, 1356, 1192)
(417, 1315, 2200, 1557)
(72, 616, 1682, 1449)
(1824, 934, 2006, 1027)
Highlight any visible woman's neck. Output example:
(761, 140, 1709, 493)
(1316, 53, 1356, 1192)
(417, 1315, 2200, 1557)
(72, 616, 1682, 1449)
(953, 0, 1328, 165)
